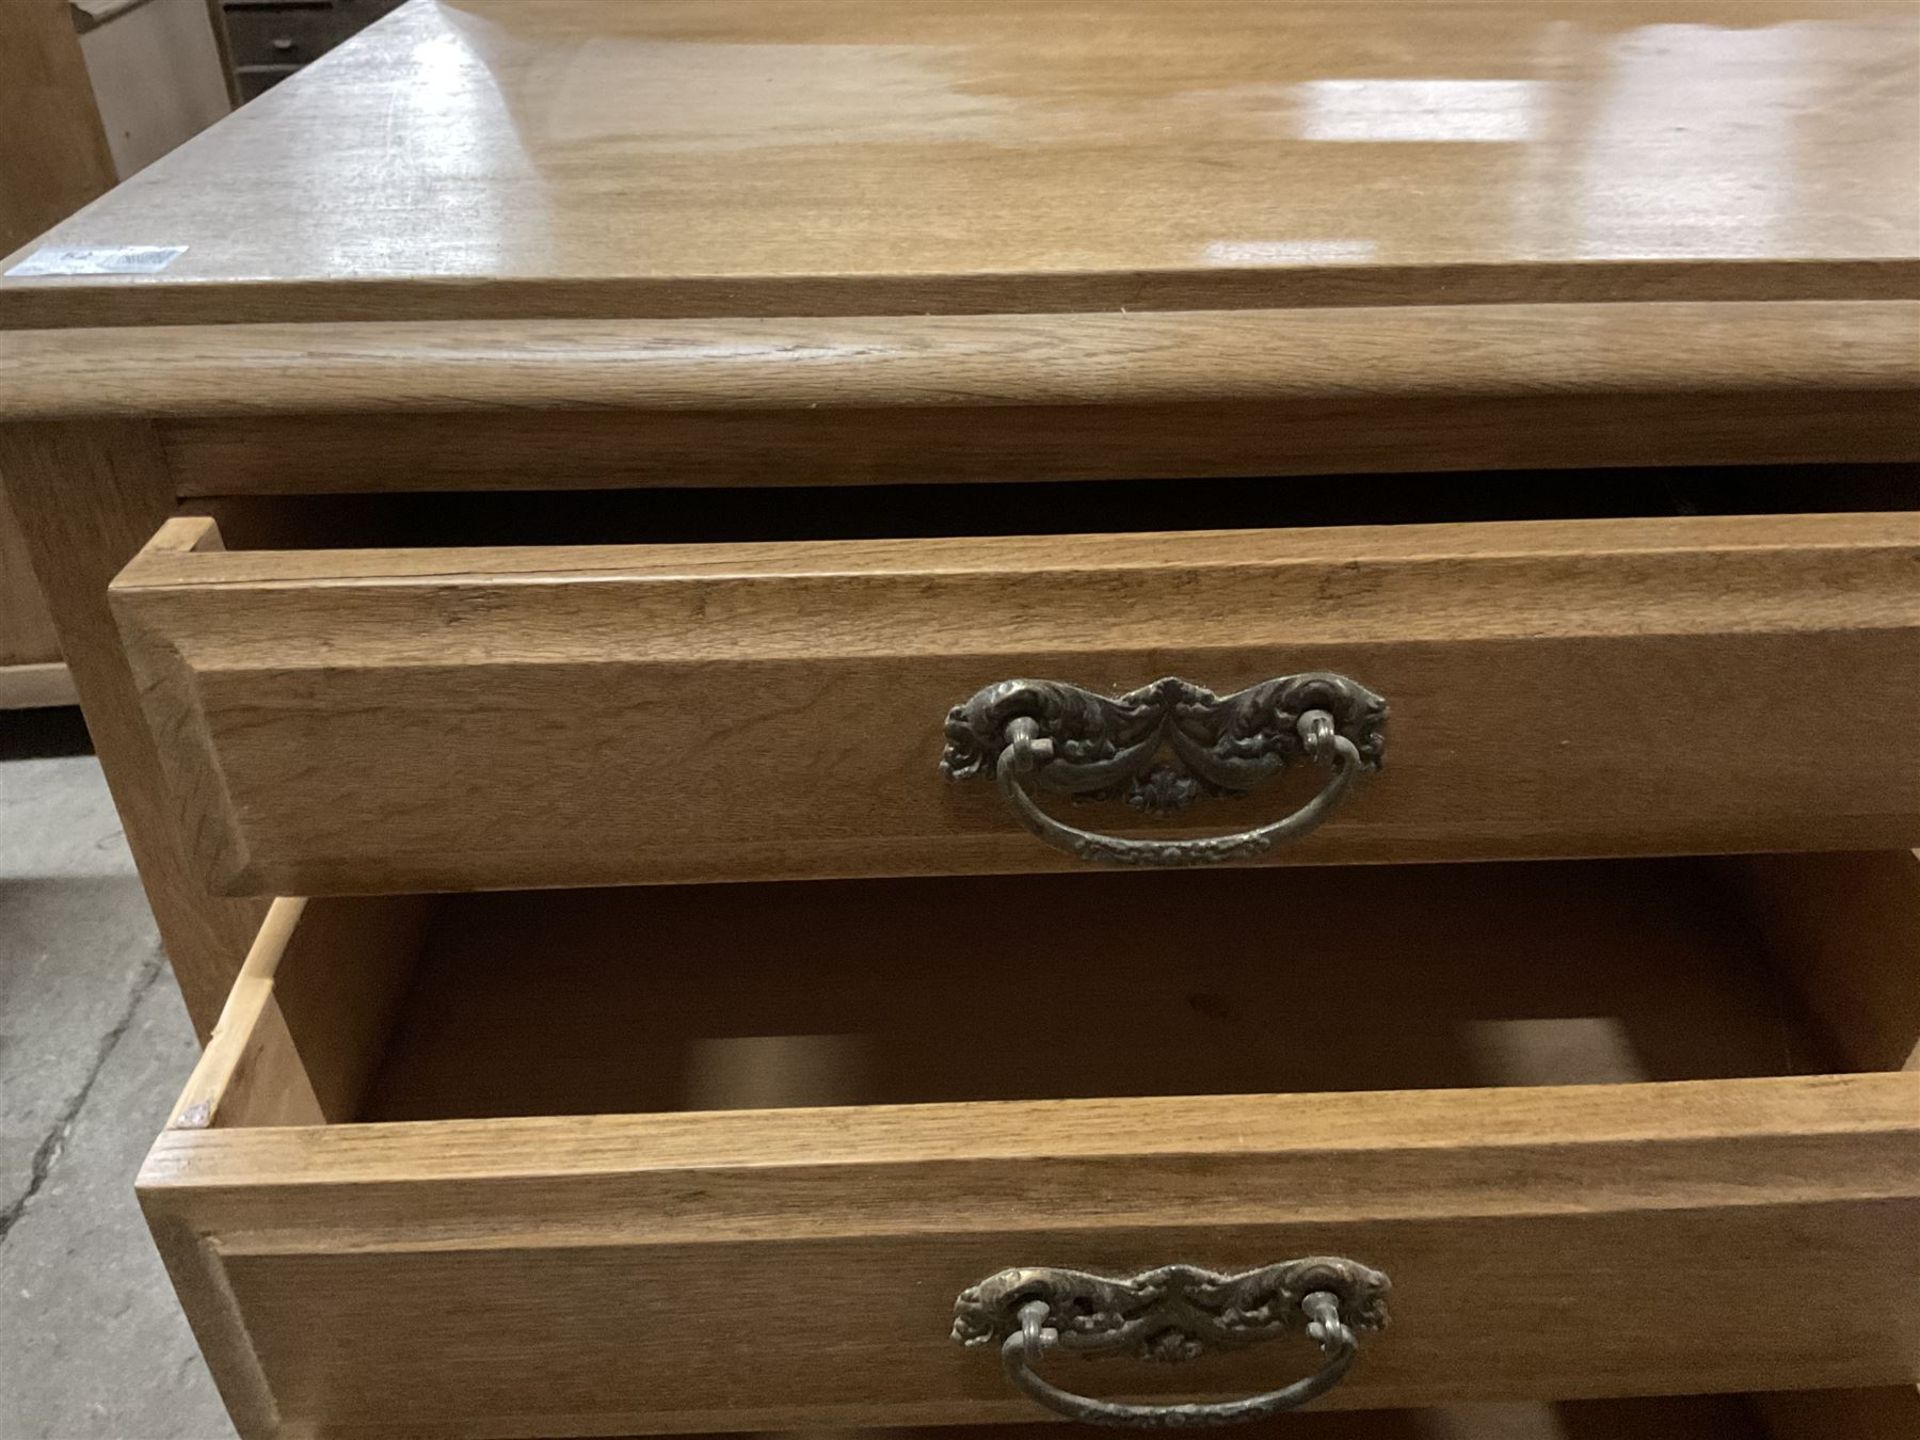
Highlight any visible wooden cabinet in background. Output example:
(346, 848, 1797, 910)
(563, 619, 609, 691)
(216, 0, 406, 99)
(0, 0, 228, 708)
(74, 0, 230, 177)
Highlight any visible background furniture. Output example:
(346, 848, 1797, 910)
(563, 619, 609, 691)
(74, 0, 231, 175)
(213, 0, 408, 100)
(2, 1, 1915, 1434)
(0, 0, 112, 709)
(1, 0, 227, 709)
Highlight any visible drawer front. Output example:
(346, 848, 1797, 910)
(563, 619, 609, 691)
(234, 63, 300, 101)
(110, 512, 1920, 896)
(223, 4, 344, 68)
(144, 1085, 1920, 1436)
(140, 860, 1920, 1438)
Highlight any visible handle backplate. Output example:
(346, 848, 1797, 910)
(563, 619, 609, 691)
(941, 674, 1387, 866)
(953, 1259, 1390, 1360)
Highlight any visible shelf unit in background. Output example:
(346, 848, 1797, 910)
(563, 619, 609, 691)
(215, 0, 407, 100)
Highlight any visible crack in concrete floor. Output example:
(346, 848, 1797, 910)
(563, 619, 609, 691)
(0, 947, 166, 1248)
(1, 737, 233, 1436)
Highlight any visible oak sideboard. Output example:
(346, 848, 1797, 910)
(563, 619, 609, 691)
(2, 3, 1916, 1437)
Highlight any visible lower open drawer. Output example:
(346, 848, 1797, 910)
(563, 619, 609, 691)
(140, 856, 1920, 1439)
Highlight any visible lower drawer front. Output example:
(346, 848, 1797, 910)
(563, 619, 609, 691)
(141, 858, 1920, 1438)
(109, 510, 1920, 896)
(153, 1091, 1916, 1434)
(495, 1397, 1920, 1439)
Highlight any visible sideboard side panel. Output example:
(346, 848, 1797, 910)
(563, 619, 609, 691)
(0, 418, 264, 1033)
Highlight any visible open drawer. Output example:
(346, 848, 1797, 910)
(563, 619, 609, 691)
(109, 507, 1920, 897)
(141, 854, 1920, 1439)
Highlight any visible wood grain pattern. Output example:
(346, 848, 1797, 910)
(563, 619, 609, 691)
(263, 891, 432, 1123)
(138, 860, 1920, 1437)
(146, 1076, 1919, 1436)
(111, 512, 1920, 896)
(0, 480, 61, 667)
(4, 304, 1916, 422)
(8, 304, 1917, 492)
(142, 1203, 278, 1438)
(0, 422, 266, 1033)
(139, 1090, 1920, 1436)
(3, 0, 1916, 328)
(168, 897, 322, 1131)
(170, 892, 431, 1128)
(0, 480, 70, 702)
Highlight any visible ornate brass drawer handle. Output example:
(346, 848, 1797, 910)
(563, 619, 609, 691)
(953, 1259, 1391, 1428)
(941, 674, 1387, 866)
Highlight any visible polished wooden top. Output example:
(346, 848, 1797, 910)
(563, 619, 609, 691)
(2, 0, 1915, 326)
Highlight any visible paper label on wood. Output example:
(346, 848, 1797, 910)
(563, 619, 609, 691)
(6, 245, 186, 277)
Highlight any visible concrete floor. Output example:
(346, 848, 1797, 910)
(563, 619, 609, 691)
(1, 709, 234, 1439)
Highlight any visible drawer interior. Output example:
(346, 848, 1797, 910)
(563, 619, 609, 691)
(189, 854, 1911, 1132)
(364, 859, 1818, 1123)
(145, 853, 1919, 1436)
(190, 461, 1917, 551)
